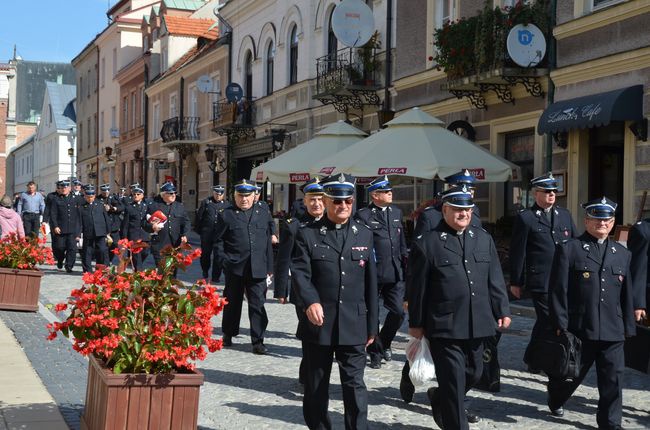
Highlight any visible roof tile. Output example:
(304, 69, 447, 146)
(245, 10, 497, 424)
(164, 15, 218, 39)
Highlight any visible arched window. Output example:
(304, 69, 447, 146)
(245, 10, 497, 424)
(327, 10, 337, 71)
(244, 51, 253, 99)
(289, 25, 298, 85)
(265, 41, 274, 95)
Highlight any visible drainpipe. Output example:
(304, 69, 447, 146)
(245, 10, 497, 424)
(143, 63, 149, 193)
(178, 77, 184, 198)
(384, 0, 393, 112)
(545, 0, 557, 172)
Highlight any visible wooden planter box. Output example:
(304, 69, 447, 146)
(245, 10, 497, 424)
(81, 355, 204, 430)
(0, 267, 43, 311)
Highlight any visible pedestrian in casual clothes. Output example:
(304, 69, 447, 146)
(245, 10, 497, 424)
(78, 186, 111, 272)
(548, 197, 644, 427)
(408, 185, 511, 430)
(120, 185, 151, 271)
(196, 185, 229, 282)
(0, 195, 25, 238)
(49, 180, 81, 272)
(291, 173, 378, 430)
(16, 181, 45, 238)
(144, 182, 189, 267)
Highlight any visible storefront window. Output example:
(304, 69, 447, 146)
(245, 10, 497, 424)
(505, 131, 535, 214)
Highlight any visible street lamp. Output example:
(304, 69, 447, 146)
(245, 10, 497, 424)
(205, 144, 227, 174)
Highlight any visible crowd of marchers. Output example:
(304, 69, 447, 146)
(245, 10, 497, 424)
(6, 169, 649, 430)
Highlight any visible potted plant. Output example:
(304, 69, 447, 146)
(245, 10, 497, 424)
(355, 30, 381, 86)
(47, 240, 227, 430)
(0, 232, 54, 311)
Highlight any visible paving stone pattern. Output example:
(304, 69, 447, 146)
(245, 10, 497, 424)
(4, 236, 650, 430)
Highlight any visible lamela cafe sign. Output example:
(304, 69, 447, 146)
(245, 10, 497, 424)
(545, 103, 603, 125)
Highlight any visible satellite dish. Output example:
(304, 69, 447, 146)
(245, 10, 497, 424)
(506, 24, 546, 68)
(196, 75, 213, 93)
(331, 0, 375, 48)
(225, 82, 244, 102)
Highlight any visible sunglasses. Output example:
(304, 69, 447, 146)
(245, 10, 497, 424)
(539, 189, 556, 194)
(332, 198, 354, 206)
(374, 190, 392, 194)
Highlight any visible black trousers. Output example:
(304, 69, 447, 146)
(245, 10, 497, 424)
(53, 233, 77, 270)
(524, 292, 551, 366)
(294, 305, 307, 384)
(131, 247, 150, 271)
(199, 236, 222, 281)
(303, 342, 368, 430)
(81, 236, 108, 272)
(429, 337, 484, 430)
(107, 231, 120, 263)
(22, 213, 40, 238)
(222, 269, 268, 345)
(368, 281, 405, 361)
(548, 340, 624, 429)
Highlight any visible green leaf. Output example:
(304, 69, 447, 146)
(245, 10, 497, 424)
(113, 361, 124, 374)
(185, 302, 194, 316)
(134, 341, 141, 355)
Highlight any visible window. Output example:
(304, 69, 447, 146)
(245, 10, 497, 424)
(93, 114, 97, 146)
(265, 41, 274, 95)
(170, 93, 177, 118)
(101, 58, 105, 88)
(111, 105, 116, 139)
(87, 69, 91, 98)
(131, 92, 136, 129)
(327, 11, 338, 70)
(48, 105, 52, 125)
(100, 111, 104, 142)
(140, 87, 145, 126)
(87, 118, 91, 148)
(435, 0, 456, 28)
(79, 123, 83, 149)
(79, 77, 83, 99)
(209, 72, 220, 113)
(289, 25, 299, 85)
(591, 0, 624, 9)
(143, 36, 149, 53)
(152, 102, 160, 138)
(122, 97, 129, 132)
(244, 52, 253, 99)
(189, 86, 198, 117)
(112, 48, 117, 77)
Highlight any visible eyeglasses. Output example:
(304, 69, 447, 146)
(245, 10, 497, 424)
(332, 198, 354, 206)
(374, 190, 392, 194)
(539, 189, 556, 194)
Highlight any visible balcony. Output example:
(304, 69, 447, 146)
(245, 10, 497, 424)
(435, 0, 550, 109)
(161, 116, 200, 158)
(211, 99, 256, 140)
(314, 46, 382, 113)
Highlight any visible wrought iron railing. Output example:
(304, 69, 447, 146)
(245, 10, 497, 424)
(212, 98, 255, 130)
(160, 116, 200, 142)
(315, 47, 380, 95)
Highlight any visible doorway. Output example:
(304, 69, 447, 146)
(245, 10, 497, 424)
(588, 122, 624, 225)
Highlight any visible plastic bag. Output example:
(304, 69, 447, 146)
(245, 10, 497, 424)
(406, 336, 435, 386)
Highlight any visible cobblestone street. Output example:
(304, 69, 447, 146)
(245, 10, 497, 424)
(2, 252, 650, 429)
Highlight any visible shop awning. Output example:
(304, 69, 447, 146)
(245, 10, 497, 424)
(537, 85, 643, 135)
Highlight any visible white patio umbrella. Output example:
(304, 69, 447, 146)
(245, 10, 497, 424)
(312, 107, 519, 182)
(250, 120, 367, 184)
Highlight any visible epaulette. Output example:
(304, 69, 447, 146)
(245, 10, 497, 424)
(424, 206, 436, 211)
(286, 218, 294, 224)
(354, 218, 371, 230)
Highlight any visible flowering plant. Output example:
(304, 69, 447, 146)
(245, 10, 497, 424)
(0, 233, 55, 270)
(47, 240, 227, 374)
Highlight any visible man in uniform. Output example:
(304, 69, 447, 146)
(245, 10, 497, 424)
(354, 175, 407, 369)
(214, 179, 274, 354)
(196, 185, 229, 282)
(626, 218, 650, 315)
(275, 177, 325, 384)
(43, 181, 66, 245)
(49, 179, 81, 272)
(509, 172, 577, 370)
(98, 184, 124, 262)
(120, 185, 151, 270)
(70, 178, 84, 199)
(78, 185, 111, 272)
(291, 173, 378, 430)
(548, 197, 643, 427)
(408, 185, 511, 430)
(145, 182, 190, 267)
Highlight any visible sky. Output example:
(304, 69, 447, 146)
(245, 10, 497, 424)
(0, 0, 113, 63)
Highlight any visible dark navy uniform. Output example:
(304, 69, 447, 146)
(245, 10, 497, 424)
(627, 220, 650, 311)
(289, 198, 306, 219)
(97, 189, 124, 260)
(78, 194, 110, 272)
(49, 192, 81, 271)
(548, 233, 636, 428)
(120, 198, 151, 270)
(144, 196, 190, 266)
(214, 193, 274, 349)
(292, 217, 378, 430)
(408, 186, 510, 430)
(355, 202, 407, 366)
(196, 193, 229, 281)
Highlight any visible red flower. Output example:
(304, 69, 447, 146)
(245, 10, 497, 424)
(0, 233, 55, 270)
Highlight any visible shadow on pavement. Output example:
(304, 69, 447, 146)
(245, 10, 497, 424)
(0, 401, 73, 430)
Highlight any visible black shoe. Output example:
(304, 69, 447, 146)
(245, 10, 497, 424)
(56, 262, 63, 270)
(65, 268, 73, 273)
(202, 271, 209, 279)
(549, 406, 564, 417)
(369, 356, 381, 369)
(252, 343, 268, 355)
(223, 335, 232, 347)
(211, 278, 220, 284)
(465, 410, 481, 424)
(399, 363, 415, 404)
(383, 348, 392, 362)
(427, 388, 444, 429)
(528, 365, 542, 374)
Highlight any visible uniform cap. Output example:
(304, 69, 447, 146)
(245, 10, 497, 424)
(441, 185, 475, 208)
(129, 183, 140, 189)
(132, 186, 144, 194)
(444, 169, 476, 187)
(234, 179, 257, 195)
(321, 173, 356, 199)
(367, 175, 392, 192)
(83, 186, 96, 195)
(300, 177, 324, 195)
(160, 182, 177, 193)
(212, 185, 225, 194)
(530, 172, 558, 191)
(99, 184, 111, 192)
(582, 196, 617, 219)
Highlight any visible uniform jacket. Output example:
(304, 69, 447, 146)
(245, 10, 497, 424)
(509, 204, 577, 292)
(49, 193, 81, 236)
(354, 203, 407, 283)
(291, 217, 379, 346)
(408, 222, 510, 340)
(214, 204, 274, 278)
(144, 198, 190, 248)
(43, 191, 60, 224)
(79, 200, 111, 238)
(549, 234, 636, 341)
(97, 194, 124, 233)
(627, 219, 650, 310)
(121, 200, 150, 242)
(195, 197, 229, 237)
(414, 204, 482, 237)
(274, 213, 316, 302)
(256, 200, 277, 235)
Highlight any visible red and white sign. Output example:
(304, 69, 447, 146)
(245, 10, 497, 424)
(468, 168, 485, 180)
(356, 177, 374, 185)
(378, 167, 407, 175)
(289, 173, 311, 183)
(256, 171, 264, 181)
(319, 167, 336, 175)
